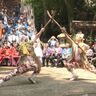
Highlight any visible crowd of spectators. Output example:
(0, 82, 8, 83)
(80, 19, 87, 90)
(0, 8, 35, 66)
(0, 8, 96, 67)
(42, 35, 96, 67)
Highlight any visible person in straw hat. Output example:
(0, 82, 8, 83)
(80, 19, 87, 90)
(48, 36, 58, 47)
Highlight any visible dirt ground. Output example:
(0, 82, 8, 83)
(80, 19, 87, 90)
(0, 67, 96, 96)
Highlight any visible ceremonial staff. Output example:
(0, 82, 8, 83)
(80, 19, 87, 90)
(47, 10, 86, 54)
(44, 19, 52, 28)
(47, 10, 96, 72)
(34, 18, 52, 41)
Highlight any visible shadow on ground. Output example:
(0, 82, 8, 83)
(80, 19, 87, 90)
(0, 73, 96, 96)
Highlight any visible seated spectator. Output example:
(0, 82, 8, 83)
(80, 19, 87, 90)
(19, 13, 27, 22)
(10, 42, 20, 66)
(62, 43, 72, 62)
(27, 27, 34, 40)
(6, 20, 14, 36)
(42, 43, 50, 67)
(7, 30, 19, 47)
(0, 41, 11, 66)
(0, 12, 4, 20)
(49, 45, 56, 67)
(48, 36, 58, 47)
(15, 20, 23, 30)
(0, 20, 5, 44)
(90, 42, 96, 67)
(86, 48, 94, 57)
(17, 27, 29, 43)
(86, 48, 94, 64)
(55, 42, 64, 67)
(22, 20, 28, 30)
(0, 47, 3, 64)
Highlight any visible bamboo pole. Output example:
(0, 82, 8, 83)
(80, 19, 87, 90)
(47, 10, 96, 73)
(47, 10, 86, 54)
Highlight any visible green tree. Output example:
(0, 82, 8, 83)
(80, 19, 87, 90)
(24, 0, 96, 42)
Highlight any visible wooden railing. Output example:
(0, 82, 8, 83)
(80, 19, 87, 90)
(72, 20, 96, 28)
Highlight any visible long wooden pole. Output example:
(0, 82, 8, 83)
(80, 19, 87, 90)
(47, 10, 86, 54)
(43, 19, 52, 29)
(47, 11, 96, 74)
(34, 18, 52, 41)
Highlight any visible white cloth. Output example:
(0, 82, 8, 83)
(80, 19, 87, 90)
(34, 46, 43, 57)
(0, 79, 4, 85)
(7, 34, 19, 44)
(86, 49, 93, 56)
(34, 45, 43, 63)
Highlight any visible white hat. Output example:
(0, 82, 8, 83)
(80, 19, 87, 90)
(60, 44, 66, 47)
(51, 36, 56, 39)
(57, 33, 66, 38)
(76, 32, 84, 40)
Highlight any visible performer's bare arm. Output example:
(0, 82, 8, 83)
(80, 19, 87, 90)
(33, 28, 45, 42)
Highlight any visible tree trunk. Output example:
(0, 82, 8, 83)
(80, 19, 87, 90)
(64, 0, 74, 34)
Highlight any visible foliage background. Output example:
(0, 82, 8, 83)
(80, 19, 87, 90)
(25, 0, 96, 42)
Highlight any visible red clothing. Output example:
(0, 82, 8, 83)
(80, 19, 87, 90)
(0, 48, 3, 63)
(0, 26, 5, 39)
(10, 47, 19, 56)
(0, 48, 6, 56)
(10, 47, 20, 66)
(0, 47, 11, 64)
(0, 47, 20, 66)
